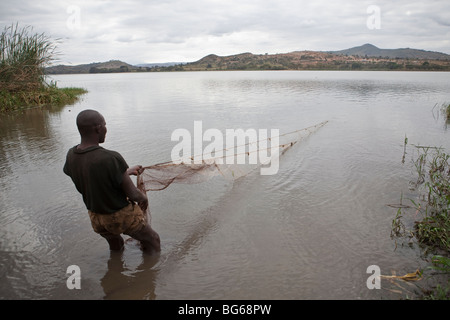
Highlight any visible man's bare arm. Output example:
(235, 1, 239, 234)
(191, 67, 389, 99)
(121, 172, 148, 212)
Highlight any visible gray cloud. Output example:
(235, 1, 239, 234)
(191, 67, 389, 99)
(1, 0, 449, 65)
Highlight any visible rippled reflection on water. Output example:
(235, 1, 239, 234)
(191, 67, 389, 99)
(0, 71, 449, 299)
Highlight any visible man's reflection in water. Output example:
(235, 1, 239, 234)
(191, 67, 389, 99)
(100, 238, 160, 300)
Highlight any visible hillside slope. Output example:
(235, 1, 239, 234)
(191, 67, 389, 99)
(329, 43, 450, 60)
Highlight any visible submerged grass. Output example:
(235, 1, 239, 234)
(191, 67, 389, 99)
(392, 139, 450, 299)
(395, 143, 450, 251)
(412, 147, 450, 251)
(0, 23, 86, 112)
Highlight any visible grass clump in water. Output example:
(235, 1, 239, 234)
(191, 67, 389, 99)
(392, 141, 450, 299)
(0, 23, 86, 112)
(395, 144, 450, 251)
(411, 146, 450, 250)
(1, 82, 87, 111)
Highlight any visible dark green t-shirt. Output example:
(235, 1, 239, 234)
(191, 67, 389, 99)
(63, 145, 130, 214)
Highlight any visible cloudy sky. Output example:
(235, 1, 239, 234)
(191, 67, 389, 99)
(1, 0, 449, 65)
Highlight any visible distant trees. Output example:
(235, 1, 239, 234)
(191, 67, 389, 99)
(89, 65, 129, 73)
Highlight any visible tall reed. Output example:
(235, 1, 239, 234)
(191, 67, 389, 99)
(0, 23, 57, 92)
(1, 23, 86, 112)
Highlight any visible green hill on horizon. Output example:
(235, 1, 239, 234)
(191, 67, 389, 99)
(45, 44, 450, 74)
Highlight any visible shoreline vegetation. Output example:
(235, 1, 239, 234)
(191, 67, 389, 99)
(392, 122, 450, 299)
(0, 23, 86, 112)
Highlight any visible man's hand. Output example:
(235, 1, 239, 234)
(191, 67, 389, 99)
(127, 165, 144, 176)
(138, 195, 149, 212)
(121, 172, 149, 212)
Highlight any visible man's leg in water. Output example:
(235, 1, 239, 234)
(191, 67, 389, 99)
(129, 224, 161, 254)
(100, 232, 125, 251)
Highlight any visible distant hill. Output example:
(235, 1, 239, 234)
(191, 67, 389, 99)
(46, 60, 185, 74)
(179, 45, 450, 71)
(45, 44, 450, 74)
(45, 60, 141, 74)
(329, 43, 450, 60)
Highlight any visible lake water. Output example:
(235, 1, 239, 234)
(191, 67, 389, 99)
(0, 71, 449, 300)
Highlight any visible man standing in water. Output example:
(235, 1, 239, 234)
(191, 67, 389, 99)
(63, 109, 160, 254)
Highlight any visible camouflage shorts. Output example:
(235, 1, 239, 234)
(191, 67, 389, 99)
(88, 203, 148, 236)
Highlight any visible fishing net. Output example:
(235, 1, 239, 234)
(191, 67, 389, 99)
(137, 121, 328, 192)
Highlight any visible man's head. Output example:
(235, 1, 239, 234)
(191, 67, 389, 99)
(76, 109, 107, 143)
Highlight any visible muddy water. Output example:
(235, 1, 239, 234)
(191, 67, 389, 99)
(1, 71, 449, 299)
